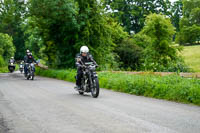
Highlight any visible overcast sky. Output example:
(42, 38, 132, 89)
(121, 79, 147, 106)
(170, 0, 177, 3)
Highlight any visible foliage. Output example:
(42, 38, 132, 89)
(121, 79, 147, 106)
(0, 33, 16, 61)
(170, 0, 183, 32)
(115, 38, 143, 70)
(75, 0, 127, 69)
(0, 0, 27, 60)
(104, 0, 172, 34)
(0, 66, 8, 73)
(36, 67, 200, 106)
(0, 55, 5, 67)
(28, 0, 79, 68)
(136, 13, 183, 71)
(176, 0, 200, 45)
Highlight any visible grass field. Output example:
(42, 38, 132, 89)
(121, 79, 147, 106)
(181, 45, 200, 72)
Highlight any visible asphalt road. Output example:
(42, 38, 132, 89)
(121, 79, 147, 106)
(0, 72, 200, 133)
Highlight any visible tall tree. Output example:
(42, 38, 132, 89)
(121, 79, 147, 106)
(137, 13, 180, 71)
(176, 0, 200, 45)
(104, 0, 172, 34)
(171, 0, 183, 31)
(0, 0, 27, 60)
(29, 0, 79, 68)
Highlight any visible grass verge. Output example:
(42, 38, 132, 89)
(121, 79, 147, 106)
(0, 67, 8, 73)
(36, 67, 200, 106)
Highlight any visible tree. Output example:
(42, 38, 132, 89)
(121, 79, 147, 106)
(0, 33, 16, 61)
(104, 0, 172, 34)
(28, 0, 79, 68)
(176, 0, 200, 45)
(0, 0, 27, 60)
(171, 0, 183, 32)
(73, 0, 128, 69)
(138, 13, 181, 71)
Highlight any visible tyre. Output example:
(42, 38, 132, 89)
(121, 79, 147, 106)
(79, 91, 84, 95)
(91, 78, 99, 98)
(30, 72, 34, 80)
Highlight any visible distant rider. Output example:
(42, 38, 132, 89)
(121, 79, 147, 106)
(75, 46, 98, 90)
(9, 57, 15, 64)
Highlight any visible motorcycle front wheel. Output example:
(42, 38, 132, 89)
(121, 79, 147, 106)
(91, 78, 99, 98)
(30, 72, 34, 80)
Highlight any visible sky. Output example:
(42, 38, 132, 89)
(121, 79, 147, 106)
(170, 0, 177, 3)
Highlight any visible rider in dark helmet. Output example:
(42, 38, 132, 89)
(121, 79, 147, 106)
(24, 50, 36, 76)
(75, 46, 98, 90)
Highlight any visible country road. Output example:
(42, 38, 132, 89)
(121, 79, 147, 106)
(0, 72, 200, 133)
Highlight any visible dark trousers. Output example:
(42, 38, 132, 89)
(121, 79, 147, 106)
(76, 68, 83, 86)
(24, 64, 28, 74)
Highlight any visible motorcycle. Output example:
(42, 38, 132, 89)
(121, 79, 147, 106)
(8, 62, 15, 73)
(26, 63, 36, 80)
(19, 63, 24, 73)
(75, 62, 100, 98)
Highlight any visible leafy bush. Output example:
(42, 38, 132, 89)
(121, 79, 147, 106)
(0, 56, 5, 67)
(115, 38, 143, 70)
(0, 33, 16, 61)
(36, 67, 200, 105)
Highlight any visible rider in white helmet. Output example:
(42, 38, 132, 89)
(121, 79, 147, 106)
(75, 46, 98, 90)
(9, 57, 15, 63)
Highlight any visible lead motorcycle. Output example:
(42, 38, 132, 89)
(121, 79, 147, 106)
(25, 63, 36, 80)
(75, 62, 100, 98)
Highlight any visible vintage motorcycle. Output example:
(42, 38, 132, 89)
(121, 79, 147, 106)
(75, 62, 100, 98)
(25, 63, 36, 80)
(19, 62, 24, 73)
(8, 62, 15, 73)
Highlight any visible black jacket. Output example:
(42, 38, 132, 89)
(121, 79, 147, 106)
(75, 53, 97, 68)
(24, 54, 36, 63)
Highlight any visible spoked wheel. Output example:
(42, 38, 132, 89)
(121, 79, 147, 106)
(30, 72, 34, 80)
(91, 78, 99, 98)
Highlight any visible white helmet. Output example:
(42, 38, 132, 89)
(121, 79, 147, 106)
(80, 46, 89, 53)
(26, 49, 30, 53)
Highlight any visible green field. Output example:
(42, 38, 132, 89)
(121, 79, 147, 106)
(182, 45, 200, 72)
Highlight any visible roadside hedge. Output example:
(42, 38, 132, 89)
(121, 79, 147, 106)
(36, 67, 200, 105)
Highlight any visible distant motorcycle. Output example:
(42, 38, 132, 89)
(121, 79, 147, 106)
(26, 63, 35, 80)
(19, 63, 24, 73)
(8, 62, 15, 73)
(75, 62, 100, 98)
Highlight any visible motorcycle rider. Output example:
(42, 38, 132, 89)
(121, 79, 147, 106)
(75, 46, 98, 90)
(9, 57, 15, 64)
(24, 50, 36, 76)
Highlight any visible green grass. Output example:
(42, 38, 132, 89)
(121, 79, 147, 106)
(36, 67, 200, 106)
(181, 45, 200, 72)
(0, 67, 8, 73)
